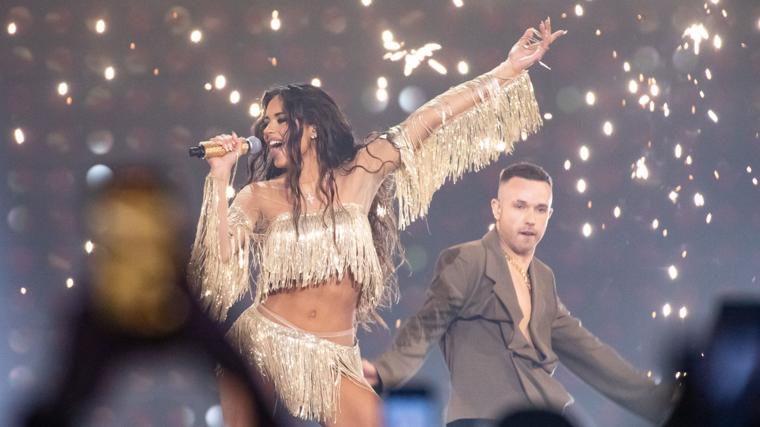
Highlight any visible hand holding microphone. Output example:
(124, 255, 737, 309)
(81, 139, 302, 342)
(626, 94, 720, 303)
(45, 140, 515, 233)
(189, 132, 264, 176)
(188, 133, 263, 159)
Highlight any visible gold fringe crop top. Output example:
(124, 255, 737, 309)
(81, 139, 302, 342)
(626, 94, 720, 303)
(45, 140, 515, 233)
(189, 72, 542, 324)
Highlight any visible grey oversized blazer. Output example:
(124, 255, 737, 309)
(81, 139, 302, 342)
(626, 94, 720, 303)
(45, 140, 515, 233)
(374, 229, 673, 424)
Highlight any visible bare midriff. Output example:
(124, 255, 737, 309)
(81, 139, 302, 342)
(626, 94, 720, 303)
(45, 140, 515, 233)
(261, 274, 359, 346)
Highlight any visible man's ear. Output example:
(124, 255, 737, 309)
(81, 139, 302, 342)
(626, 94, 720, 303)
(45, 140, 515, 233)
(490, 198, 500, 220)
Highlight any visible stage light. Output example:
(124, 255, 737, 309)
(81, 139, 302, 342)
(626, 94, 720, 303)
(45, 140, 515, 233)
(57, 82, 69, 96)
(249, 103, 261, 117)
(14, 128, 25, 144)
(585, 91, 596, 105)
(190, 29, 202, 43)
(576, 178, 587, 193)
(579, 145, 590, 161)
(602, 121, 613, 136)
(581, 222, 592, 237)
(270, 10, 281, 31)
(668, 265, 678, 280)
(95, 19, 106, 34)
(457, 61, 469, 75)
(214, 75, 226, 90)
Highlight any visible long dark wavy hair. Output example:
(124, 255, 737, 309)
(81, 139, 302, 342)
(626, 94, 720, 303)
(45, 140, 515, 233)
(248, 83, 403, 325)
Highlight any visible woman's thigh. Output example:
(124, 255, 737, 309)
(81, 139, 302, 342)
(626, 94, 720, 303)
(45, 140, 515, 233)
(217, 367, 275, 427)
(327, 376, 381, 427)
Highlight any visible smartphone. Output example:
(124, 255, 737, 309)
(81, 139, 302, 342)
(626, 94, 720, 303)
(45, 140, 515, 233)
(383, 386, 441, 427)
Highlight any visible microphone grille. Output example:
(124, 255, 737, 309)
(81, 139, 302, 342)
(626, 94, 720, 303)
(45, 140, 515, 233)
(245, 136, 263, 155)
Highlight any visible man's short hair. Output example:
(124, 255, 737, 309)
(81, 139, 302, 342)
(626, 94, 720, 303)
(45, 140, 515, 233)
(499, 162, 553, 187)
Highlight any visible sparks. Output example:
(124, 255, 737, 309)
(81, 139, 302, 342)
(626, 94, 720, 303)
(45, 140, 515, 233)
(682, 23, 709, 55)
(693, 192, 705, 207)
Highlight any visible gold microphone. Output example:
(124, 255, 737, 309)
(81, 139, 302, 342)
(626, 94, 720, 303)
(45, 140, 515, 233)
(188, 136, 263, 159)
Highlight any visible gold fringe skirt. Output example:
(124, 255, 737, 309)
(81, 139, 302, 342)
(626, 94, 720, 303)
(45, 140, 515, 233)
(226, 305, 374, 423)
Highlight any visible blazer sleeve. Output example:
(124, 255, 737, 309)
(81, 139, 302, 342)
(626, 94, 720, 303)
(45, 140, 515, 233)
(551, 289, 674, 424)
(373, 247, 473, 389)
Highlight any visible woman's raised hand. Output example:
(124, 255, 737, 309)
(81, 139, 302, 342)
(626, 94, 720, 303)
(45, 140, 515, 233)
(494, 17, 566, 79)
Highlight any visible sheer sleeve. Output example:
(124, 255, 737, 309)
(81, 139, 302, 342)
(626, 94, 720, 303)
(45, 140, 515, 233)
(188, 175, 260, 322)
(387, 71, 542, 228)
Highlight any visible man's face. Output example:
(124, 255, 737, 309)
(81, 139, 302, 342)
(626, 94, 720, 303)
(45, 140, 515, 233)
(490, 177, 553, 256)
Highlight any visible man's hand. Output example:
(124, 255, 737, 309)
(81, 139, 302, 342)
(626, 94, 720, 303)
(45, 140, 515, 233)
(362, 359, 380, 387)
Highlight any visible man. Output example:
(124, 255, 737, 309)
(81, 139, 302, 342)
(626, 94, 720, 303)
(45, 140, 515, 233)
(364, 162, 673, 426)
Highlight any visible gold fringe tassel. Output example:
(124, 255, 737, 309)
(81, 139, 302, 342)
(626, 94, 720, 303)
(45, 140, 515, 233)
(255, 204, 385, 323)
(390, 72, 543, 228)
(227, 307, 370, 423)
(188, 176, 255, 321)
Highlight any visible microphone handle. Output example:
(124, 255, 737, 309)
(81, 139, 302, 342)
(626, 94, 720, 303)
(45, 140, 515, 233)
(188, 139, 251, 159)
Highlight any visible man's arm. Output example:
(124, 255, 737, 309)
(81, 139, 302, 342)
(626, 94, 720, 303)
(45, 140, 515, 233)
(369, 247, 473, 391)
(551, 291, 674, 424)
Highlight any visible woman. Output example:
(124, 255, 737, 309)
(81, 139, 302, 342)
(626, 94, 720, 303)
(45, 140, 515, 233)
(190, 19, 563, 427)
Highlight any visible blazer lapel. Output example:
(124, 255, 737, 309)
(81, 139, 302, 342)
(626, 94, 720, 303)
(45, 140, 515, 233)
(528, 260, 548, 360)
(482, 230, 523, 326)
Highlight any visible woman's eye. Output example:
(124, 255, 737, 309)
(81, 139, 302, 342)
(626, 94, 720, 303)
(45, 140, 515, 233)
(277, 118, 287, 124)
